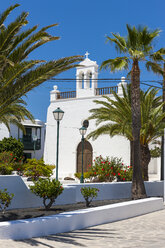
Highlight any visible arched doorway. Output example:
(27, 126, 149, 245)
(76, 140, 93, 173)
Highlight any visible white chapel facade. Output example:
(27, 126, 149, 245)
(44, 53, 160, 180)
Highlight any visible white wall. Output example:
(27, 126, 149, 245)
(0, 124, 10, 140)
(0, 176, 163, 210)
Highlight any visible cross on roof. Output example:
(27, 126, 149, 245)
(85, 51, 90, 59)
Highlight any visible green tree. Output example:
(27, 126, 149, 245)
(100, 25, 162, 199)
(88, 84, 165, 181)
(0, 4, 82, 128)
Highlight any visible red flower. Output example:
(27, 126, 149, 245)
(122, 163, 124, 165)
(108, 162, 111, 165)
(102, 168, 104, 171)
(118, 173, 120, 176)
(113, 173, 116, 176)
(101, 162, 104, 164)
(107, 173, 109, 176)
(123, 178, 125, 181)
(94, 172, 96, 175)
(14, 158, 16, 160)
(127, 166, 130, 168)
(88, 164, 91, 167)
(10, 153, 13, 156)
(17, 168, 20, 171)
(111, 167, 113, 170)
(124, 170, 126, 172)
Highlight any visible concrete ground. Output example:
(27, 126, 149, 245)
(0, 207, 165, 248)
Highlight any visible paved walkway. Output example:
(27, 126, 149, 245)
(0, 208, 165, 248)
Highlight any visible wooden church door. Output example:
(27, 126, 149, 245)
(76, 140, 93, 173)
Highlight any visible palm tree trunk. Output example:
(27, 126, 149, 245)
(130, 140, 133, 166)
(161, 63, 165, 180)
(131, 59, 146, 199)
(140, 144, 151, 181)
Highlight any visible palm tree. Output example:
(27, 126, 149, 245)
(0, 4, 83, 124)
(100, 25, 162, 199)
(0, 98, 34, 132)
(88, 84, 165, 181)
(146, 50, 165, 180)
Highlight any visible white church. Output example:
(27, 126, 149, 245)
(44, 53, 160, 181)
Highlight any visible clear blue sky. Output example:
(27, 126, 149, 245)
(1, 0, 165, 122)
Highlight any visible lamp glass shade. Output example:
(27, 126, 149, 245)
(32, 135, 37, 141)
(53, 107, 64, 121)
(79, 126, 87, 136)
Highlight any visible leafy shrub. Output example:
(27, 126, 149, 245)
(0, 151, 14, 175)
(150, 146, 161, 158)
(0, 137, 24, 161)
(81, 187, 99, 207)
(88, 156, 132, 182)
(23, 158, 55, 180)
(0, 189, 14, 214)
(30, 178, 64, 210)
(74, 172, 91, 180)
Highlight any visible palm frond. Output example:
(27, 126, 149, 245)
(100, 57, 129, 72)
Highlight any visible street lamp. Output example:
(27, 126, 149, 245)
(79, 126, 87, 183)
(53, 107, 64, 181)
(32, 135, 37, 158)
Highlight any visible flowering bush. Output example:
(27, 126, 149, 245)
(81, 187, 99, 207)
(30, 178, 64, 210)
(0, 137, 24, 161)
(116, 165, 133, 181)
(88, 156, 132, 182)
(0, 151, 14, 175)
(12, 157, 25, 175)
(0, 189, 14, 214)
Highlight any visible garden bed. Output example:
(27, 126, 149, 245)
(0, 198, 130, 222)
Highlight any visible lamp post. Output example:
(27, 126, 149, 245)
(79, 126, 87, 183)
(53, 107, 64, 181)
(32, 135, 37, 158)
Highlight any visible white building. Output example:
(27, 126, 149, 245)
(44, 53, 160, 180)
(0, 119, 45, 160)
